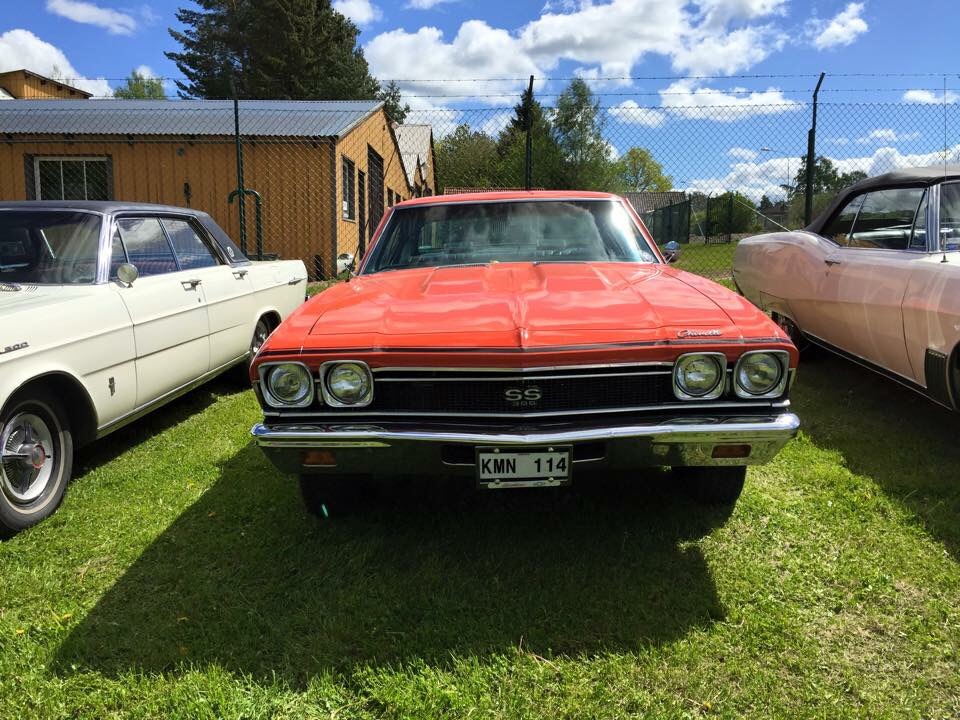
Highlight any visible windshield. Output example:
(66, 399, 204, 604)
(362, 200, 659, 274)
(0, 211, 103, 285)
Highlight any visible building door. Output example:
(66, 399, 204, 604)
(367, 146, 384, 243)
(357, 169, 366, 258)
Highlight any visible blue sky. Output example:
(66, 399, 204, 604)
(3, 0, 959, 198)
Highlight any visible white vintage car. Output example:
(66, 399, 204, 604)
(0, 201, 306, 535)
(734, 165, 960, 410)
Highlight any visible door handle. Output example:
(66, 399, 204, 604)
(824, 258, 842, 266)
(182, 278, 202, 289)
(288, 276, 306, 285)
(233, 269, 248, 279)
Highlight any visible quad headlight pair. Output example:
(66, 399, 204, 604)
(260, 361, 373, 408)
(673, 351, 789, 400)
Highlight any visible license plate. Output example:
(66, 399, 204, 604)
(476, 447, 571, 488)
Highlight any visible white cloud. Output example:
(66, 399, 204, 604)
(0, 29, 111, 96)
(856, 128, 920, 144)
(659, 79, 802, 121)
(480, 110, 513, 136)
(406, 0, 456, 8)
(46, 0, 137, 35)
(728, 146, 758, 160)
(607, 100, 667, 128)
(365, 0, 791, 107)
(809, 2, 868, 50)
(333, 0, 382, 26)
(134, 64, 155, 78)
(902, 88, 959, 105)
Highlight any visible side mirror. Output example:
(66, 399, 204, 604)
(663, 241, 681, 264)
(116, 262, 139, 286)
(336, 252, 356, 276)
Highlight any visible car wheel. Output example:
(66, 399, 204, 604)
(235, 317, 273, 384)
(0, 391, 73, 537)
(772, 313, 813, 355)
(675, 466, 746, 506)
(298, 474, 368, 517)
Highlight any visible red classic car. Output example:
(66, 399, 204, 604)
(251, 191, 799, 514)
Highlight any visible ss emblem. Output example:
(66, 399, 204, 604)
(504, 387, 542, 404)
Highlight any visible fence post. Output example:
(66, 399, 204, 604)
(524, 75, 534, 191)
(231, 77, 247, 255)
(804, 72, 825, 226)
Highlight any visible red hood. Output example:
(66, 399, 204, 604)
(278, 263, 773, 352)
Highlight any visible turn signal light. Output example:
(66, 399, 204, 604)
(711, 444, 751, 459)
(302, 450, 337, 467)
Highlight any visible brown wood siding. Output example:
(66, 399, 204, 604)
(334, 108, 412, 264)
(0, 138, 333, 272)
(0, 71, 90, 99)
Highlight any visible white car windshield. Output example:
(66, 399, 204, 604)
(0, 211, 102, 285)
(362, 200, 659, 273)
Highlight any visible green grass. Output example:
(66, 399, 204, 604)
(1, 354, 959, 718)
(674, 241, 739, 287)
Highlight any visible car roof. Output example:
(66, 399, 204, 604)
(395, 190, 622, 207)
(0, 200, 209, 216)
(808, 164, 960, 234)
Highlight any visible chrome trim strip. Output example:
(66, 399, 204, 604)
(263, 399, 791, 420)
(253, 412, 801, 448)
(96, 352, 247, 437)
(371, 362, 673, 373)
(375, 370, 673, 382)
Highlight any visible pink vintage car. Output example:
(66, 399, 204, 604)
(734, 165, 960, 409)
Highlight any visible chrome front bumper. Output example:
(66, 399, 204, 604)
(252, 412, 800, 476)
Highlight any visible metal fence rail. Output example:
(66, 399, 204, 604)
(1, 82, 957, 284)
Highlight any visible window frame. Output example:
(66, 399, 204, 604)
(33, 156, 111, 201)
(341, 156, 356, 221)
(160, 216, 223, 270)
(110, 212, 228, 279)
(817, 183, 933, 253)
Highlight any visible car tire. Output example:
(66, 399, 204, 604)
(234, 317, 273, 384)
(298, 474, 368, 518)
(772, 313, 815, 356)
(0, 390, 74, 537)
(675, 466, 746, 506)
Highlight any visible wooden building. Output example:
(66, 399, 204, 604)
(0, 98, 414, 277)
(0, 69, 93, 100)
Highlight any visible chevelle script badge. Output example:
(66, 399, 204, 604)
(677, 329, 722, 338)
(0, 341, 29, 356)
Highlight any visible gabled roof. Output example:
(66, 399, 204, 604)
(0, 99, 383, 137)
(394, 124, 433, 186)
(0, 69, 94, 98)
(622, 191, 688, 214)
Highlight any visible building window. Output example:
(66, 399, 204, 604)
(387, 188, 394, 207)
(34, 157, 110, 200)
(341, 157, 356, 220)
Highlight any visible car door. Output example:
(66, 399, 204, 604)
(112, 215, 211, 407)
(820, 187, 927, 380)
(161, 216, 254, 370)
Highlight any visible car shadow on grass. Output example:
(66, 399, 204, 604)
(54, 443, 729, 687)
(791, 351, 960, 557)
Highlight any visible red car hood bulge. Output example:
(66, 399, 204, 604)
(293, 263, 756, 350)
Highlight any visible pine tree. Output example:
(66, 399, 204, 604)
(495, 85, 564, 188)
(166, 0, 381, 100)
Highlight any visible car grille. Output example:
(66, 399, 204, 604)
(322, 365, 675, 416)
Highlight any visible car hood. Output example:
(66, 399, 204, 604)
(0, 284, 79, 313)
(290, 263, 765, 351)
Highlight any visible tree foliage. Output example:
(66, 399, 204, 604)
(617, 147, 671, 192)
(435, 125, 501, 192)
(377, 80, 409, 125)
(114, 70, 166, 99)
(166, 0, 381, 101)
(552, 79, 617, 190)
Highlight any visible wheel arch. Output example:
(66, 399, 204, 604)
(2, 372, 99, 447)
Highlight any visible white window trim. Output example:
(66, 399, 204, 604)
(34, 156, 109, 201)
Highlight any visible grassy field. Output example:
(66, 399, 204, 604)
(1, 353, 959, 718)
(673, 241, 739, 286)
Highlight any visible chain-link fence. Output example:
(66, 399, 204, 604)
(1, 83, 958, 283)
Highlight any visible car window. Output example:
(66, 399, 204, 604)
(364, 200, 659, 273)
(109, 228, 127, 279)
(821, 194, 864, 245)
(940, 182, 960, 250)
(117, 217, 178, 276)
(161, 218, 219, 270)
(847, 188, 924, 251)
(909, 190, 928, 250)
(0, 211, 102, 285)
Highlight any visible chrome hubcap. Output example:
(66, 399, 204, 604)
(1, 412, 55, 505)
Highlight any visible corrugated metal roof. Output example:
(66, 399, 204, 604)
(623, 191, 688, 214)
(0, 99, 383, 137)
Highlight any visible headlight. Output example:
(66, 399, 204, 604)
(734, 351, 788, 398)
(673, 353, 726, 400)
(263, 363, 313, 407)
(322, 361, 373, 406)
